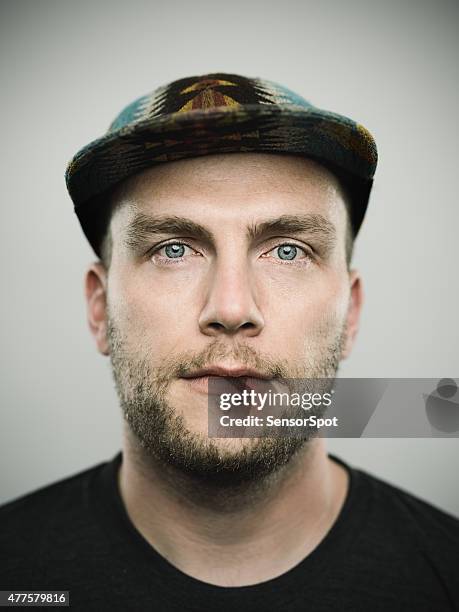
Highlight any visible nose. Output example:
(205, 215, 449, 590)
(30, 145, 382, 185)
(198, 260, 265, 338)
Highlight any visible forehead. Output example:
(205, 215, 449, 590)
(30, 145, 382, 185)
(109, 153, 347, 233)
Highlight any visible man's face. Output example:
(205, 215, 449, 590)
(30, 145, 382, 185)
(87, 153, 362, 485)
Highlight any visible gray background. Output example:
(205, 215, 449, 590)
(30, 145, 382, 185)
(1, 0, 458, 515)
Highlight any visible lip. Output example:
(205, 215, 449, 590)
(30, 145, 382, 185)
(181, 365, 271, 379)
(180, 365, 273, 395)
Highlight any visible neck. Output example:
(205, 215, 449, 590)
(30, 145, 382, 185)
(118, 427, 349, 587)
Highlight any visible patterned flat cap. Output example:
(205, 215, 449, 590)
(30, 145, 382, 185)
(65, 73, 378, 256)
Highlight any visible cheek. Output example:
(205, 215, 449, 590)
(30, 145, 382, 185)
(263, 270, 349, 344)
(109, 266, 199, 347)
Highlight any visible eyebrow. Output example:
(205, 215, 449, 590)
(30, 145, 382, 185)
(247, 214, 336, 244)
(124, 212, 336, 254)
(124, 213, 213, 253)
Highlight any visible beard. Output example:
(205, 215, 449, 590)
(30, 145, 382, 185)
(107, 312, 345, 494)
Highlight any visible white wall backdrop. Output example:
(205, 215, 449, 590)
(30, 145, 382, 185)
(1, 0, 458, 515)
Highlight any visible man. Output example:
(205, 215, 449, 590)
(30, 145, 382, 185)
(1, 73, 458, 611)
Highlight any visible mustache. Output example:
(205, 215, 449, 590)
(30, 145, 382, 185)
(161, 342, 291, 381)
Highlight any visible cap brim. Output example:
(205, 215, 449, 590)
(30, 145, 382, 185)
(66, 105, 377, 256)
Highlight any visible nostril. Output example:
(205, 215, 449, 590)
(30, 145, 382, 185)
(208, 322, 226, 331)
(206, 320, 257, 333)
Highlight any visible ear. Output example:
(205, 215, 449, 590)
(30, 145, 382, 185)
(85, 262, 110, 356)
(341, 269, 364, 359)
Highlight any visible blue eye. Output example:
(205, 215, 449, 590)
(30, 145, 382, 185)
(163, 243, 186, 258)
(151, 241, 201, 264)
(275, 244, 300, 260)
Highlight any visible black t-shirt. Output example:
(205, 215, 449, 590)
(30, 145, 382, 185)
(1, 452, 458, 611)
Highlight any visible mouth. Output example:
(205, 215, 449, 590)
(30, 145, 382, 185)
(180, 365, 273, 395)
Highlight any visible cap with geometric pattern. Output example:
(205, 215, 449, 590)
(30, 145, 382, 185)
(65, 72, 378, 256)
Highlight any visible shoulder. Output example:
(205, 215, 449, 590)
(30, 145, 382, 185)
(0, 461, 107, 572)
(354, 465, 459, 540)
(350, 463, 459, 599)
(0, 461, 104, 520)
